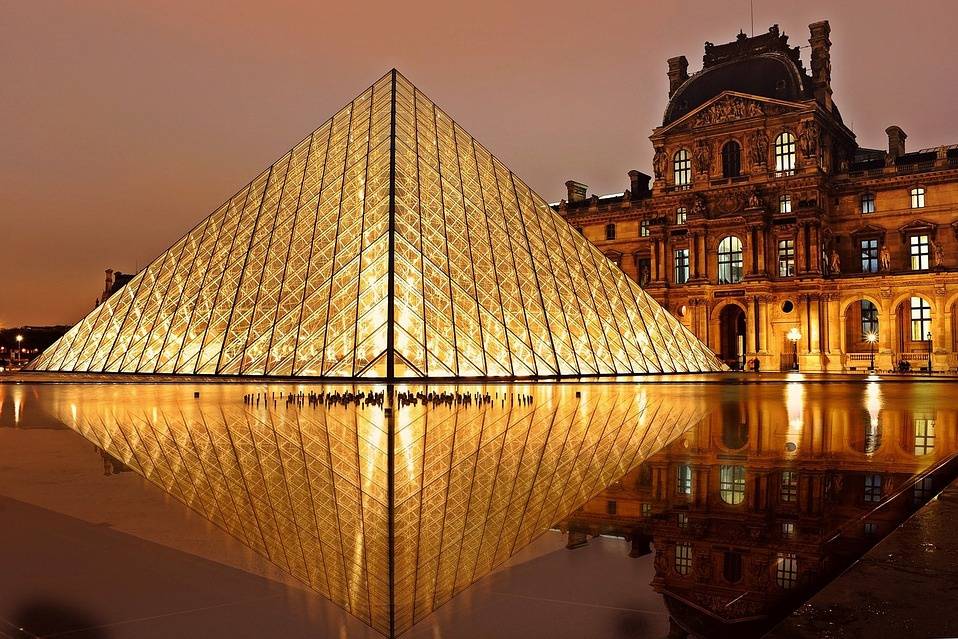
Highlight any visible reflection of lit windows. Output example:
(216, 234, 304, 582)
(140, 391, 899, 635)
(719, 465, 746, 504)
(782, 521, 795, 538)
(677, 512, 688, 529)
(776, 552, 798, 588)
(676, 464, 692, 495)
(914, 418, 935, 455)
(864, 522, 878, 536)
(674, 149, 692, 187)
(718, 236, 743, 284)
(914, 476, 934, 503)
(641, 503, 652, 518)
(909, 235, 930, 270)
(675, 543, 692, 575)
(781, 471, 799, 503)
(606, 500, 617, 515)
(864, 473, 882, 503)
(775, 132, 797, 175)
(910, 297, 931, 341)
(723, 552, 743, 583)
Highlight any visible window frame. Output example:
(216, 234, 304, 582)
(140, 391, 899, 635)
(676, 464, 692, 495)
(774, 132, 797, 175)
(776, 552, 798, 589)
(914, 418, 935, 455)
(864, 473, 883, 503)
(675, 206, 687, 225)
(777, 238, 796, 277)
(860, 300, 879, 338)
(675, 543, 693, 575)
(909, 234, 930, 271)
(604, 223, 616, 241)
(860, 238, 879, 273)
(674, 149, 692, 187)
(781, 470, 799, 503)
(674, 248, 690, 285)
(717, 236, 744, 284)
(721, 140, 742, 178)
(910, 187, 926, 209)
(719, 465, 746, 505)
(910, 296, 932, 342)
(779, 194, 792, 213)
(861, 192, 876, 214)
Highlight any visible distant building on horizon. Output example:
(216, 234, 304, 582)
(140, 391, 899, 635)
(558, 21, 958, 372)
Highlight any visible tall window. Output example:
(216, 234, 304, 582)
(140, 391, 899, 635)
(860, 239, 879, 273)
(779, 194, 792, 213)
(606, 500, 617, 515)
(674, 249, 690, 284)
(910, 297, 931, 341)
(675, 543, 692, 575)
(719, 465, 746, 504)
(676, 464, 692, 495)
(674, 149, 692, 187)
(781, 471, 799, 503)
(774, 132, 797, 174)
(677, 512, 688, 529)
(861, 192, 876, 214)
(776, 553, 798, 588)
(910, 187, 925, 209)
(723, 552, 743, 583)
(909, 235, 930, 270)
(676, 206, 687, 225)
(778, 239, 795, 277)
(861, 300, 879, 337)
(717, 236, 744, 284)
(640, 219, 649, 237)
(605, 223, 616, 240)
(722, 141, 741, 178)
(914, 476, 934, 503)
(914, 418, 936, 455)
(864, 473, 883, 503)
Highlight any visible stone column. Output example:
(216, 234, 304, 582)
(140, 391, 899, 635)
(649, 239, 659, 282)
(690, 232, 700, 279)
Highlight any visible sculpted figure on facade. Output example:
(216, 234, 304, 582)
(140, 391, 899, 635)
(652, 147, 668, 181)
(880, 244, 891, 272)
(746, 187, 761, 209)
(694, 140, 712, 174)
(933, 239, 945, 269)
(692, 96, 763, 127)
(799, 120, 819, 157)
(692, 194, 708, 217)
(829, 249, 841, 274)
(750, 131, 769, 166)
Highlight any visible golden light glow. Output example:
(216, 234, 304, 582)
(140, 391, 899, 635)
(28, 71, 723, 379)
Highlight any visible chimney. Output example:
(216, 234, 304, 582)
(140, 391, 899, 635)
(565, 180, 588, 203)
(886, 126, 907, 160)
(808, 21, 833, 111)
(628, 170, 651, 197)
(104, 269, 114, 297)
(667, 56, 689, 97)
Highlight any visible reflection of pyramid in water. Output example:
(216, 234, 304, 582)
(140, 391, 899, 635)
(43, 383, 709, 636)
(31, 70, 723, 378)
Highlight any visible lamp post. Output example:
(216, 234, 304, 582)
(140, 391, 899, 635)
(927, 330, 933, 373)
(786, 327, 801, 371)
(15, 334, 23, 367)
(866, 331, 878, 372)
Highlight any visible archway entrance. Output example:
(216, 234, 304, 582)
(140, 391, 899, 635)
(718, 305, 747, 370)
(895, 296, 932, 372)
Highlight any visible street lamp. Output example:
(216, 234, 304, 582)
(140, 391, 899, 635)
(15, 334, 23, 366)
(927, 331, 933, 373)
(786, 327, 802, 371)
(865, 331, 878, 372)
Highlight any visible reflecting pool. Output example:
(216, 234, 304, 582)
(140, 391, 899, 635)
(0, 378, 955, 638)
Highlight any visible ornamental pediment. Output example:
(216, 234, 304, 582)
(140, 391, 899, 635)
(655, 91, 806, 137)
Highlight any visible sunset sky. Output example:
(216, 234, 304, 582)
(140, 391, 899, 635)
(3, 0, 956, 327)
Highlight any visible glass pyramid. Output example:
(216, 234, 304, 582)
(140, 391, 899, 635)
(29, 71, 723, 378)
(38, 382, 710, 636)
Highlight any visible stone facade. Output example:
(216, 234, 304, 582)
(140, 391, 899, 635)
(558, 22, 958, 372)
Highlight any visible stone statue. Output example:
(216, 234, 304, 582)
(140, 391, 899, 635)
(750, 131, 769, 166)
(933, 239, 945, 269)
(692, 194, 708, 217)
(879, 244, 891, 272)
(639, 264, 650, 287)
(799, 120, 819, 158)
(652, 147, 667, 181)
(829, 249, 841, 274)
(694, 140, 712, 174)
(746, 188, 761, 209)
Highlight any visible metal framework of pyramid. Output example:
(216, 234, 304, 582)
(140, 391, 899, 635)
(30, 70, 723, 379)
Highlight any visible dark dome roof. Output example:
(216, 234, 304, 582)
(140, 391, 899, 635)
(664, 53, 809, 125)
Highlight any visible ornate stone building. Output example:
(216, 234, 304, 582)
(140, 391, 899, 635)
(558, 22, 958, 371)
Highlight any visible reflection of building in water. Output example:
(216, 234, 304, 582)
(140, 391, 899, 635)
(559, 386, 958, 638)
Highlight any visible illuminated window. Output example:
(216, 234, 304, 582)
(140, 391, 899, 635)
(676, 207, 687, 225)
(861, 192, 876, 214)
(776, 552, 798, 588)
(606, 499, 617, 515)
(717, 236, 743, 284)
(860, 300, 879, 337)
(674, 249, 690, 284)
(675, 543, 692, 575)
(860, 239, 879, 273)
(641, 503, 652, 517)
(674, 149, 692, 187)
(774, 132, 797, 174)
(778, 239, 795, 277)
(722, 141, 741, 178)
(781, 471, 799, 503)
(909, 235, 930, 270)
(910, 187, 925, 209)
(779, 194, 792, 213)
(605, 223, 616, 240)
(910, 297, 931, 341)
(782, 521, 795, 537)
(676, 464, 692, 495)
(864, 473, 882, 503)
(640, 219, 649, 237)
(914, 418, 935, 455)
(719, 465, 746, 504)
(677, 512, 688, 529)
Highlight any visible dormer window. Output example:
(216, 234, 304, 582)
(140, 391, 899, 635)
(774, 132, 797, 175)
(910, 187, 925, 209)
(861, 192, 876, 214)
(674, 149, 692, 187)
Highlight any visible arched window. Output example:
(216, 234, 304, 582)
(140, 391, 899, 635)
(721, 141, 741, 178)
(719, 465, 746, 504)
(775, 132, 797, 174)
(860, 300, 879, 338)
(910, 297, 931, 341)
(674, 149, 691, 187)
(717, 236, 743, 284)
